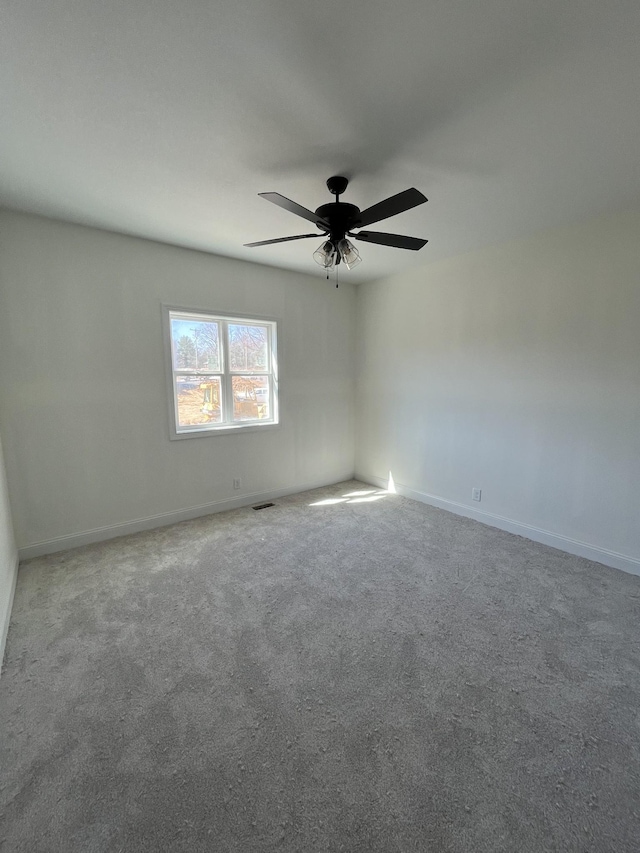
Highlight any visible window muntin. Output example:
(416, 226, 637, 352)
(167, 310, 278, 435)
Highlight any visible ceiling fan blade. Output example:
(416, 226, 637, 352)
(259, 192, 331, 229)
(356, 188, 427, 228)
(244, 233, 322, 248)
(354, 231, 428, 250)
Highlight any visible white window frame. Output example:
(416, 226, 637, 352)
(163, 305, 279, 439)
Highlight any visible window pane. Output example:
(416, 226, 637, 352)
(232, 376, 270, 422)
(176, 376, 222, 428)
(171, 318, 220, 372)
(228, 324, 268, 372)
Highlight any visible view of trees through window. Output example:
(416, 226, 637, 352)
(168, 312, 276, 432)
(228, 324, 268, 371)
(172, 320, 220, 372)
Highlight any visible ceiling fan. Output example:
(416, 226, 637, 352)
(244, 176, 428, 272)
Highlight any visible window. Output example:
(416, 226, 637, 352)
(164, 308, 278, 437)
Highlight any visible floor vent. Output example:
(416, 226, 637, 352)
(253, 502, 275, 511)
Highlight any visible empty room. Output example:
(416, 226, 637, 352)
(1, 1, 639, 851)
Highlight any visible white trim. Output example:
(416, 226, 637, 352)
(0, 553, 19, 673)
(17, 475, 355, 561)
(168, 421, 281, 440)
(359, 473, 640, 578)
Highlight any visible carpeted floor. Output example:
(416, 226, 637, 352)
(1, 480, 639, 852)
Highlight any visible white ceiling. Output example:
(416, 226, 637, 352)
(1, 0, 639, 283)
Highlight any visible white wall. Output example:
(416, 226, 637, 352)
(356, 210, 640, 573)
(0, 431, 18, 666)
(2, 207, 638, 575)
(0, 211, 356, 554)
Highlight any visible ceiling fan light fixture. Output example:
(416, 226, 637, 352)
(338, 238, 362, 270)
(313, 239, 337, 269)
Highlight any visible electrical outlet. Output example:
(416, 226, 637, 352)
(472, 488, 481, 502)
(233, 478, 241, 490)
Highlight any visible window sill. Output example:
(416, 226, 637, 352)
(169, 421, 281, 440)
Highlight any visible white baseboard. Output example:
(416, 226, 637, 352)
(18, 474, 355, 561)
(18, 471, 639, 577)
(1, 553, 19, 673)
(359, 473, 640, 578)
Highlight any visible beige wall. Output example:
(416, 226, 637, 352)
(355, 210, 640, 573)
(0, 211, 356, 553)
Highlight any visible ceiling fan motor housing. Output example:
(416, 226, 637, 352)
(314, 202, 361, 241)
(316, 178, 359, 242)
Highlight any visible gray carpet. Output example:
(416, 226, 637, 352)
(1, 480, 640, 852)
